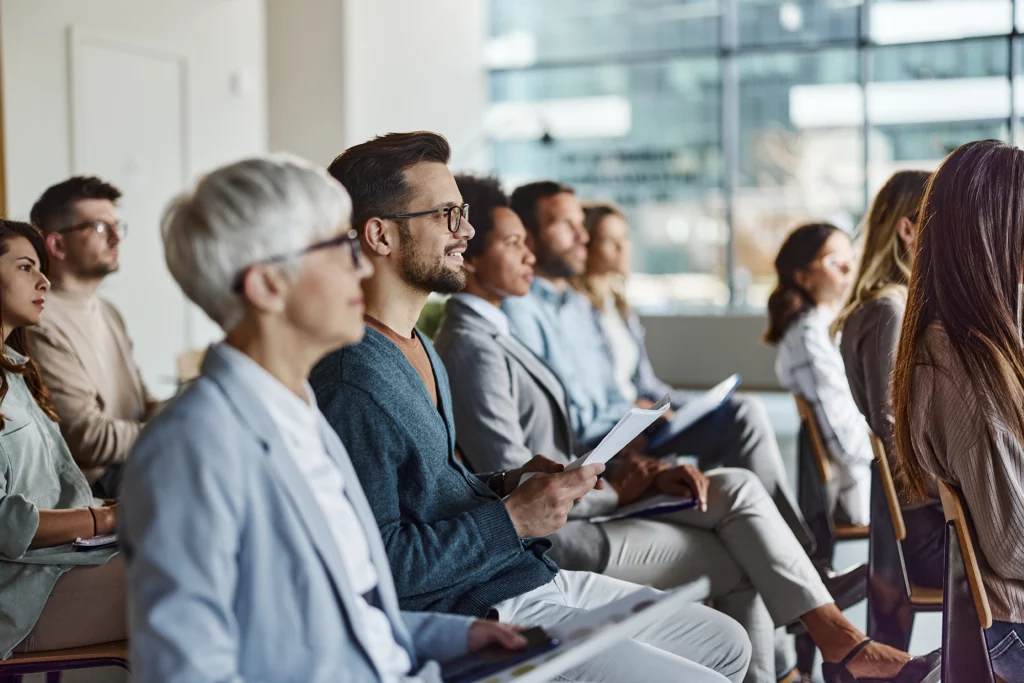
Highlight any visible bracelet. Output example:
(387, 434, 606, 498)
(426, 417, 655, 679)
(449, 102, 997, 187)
(88, 507, 97, 537)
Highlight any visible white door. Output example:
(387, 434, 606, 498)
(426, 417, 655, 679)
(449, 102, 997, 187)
(70, 31, 188, 398)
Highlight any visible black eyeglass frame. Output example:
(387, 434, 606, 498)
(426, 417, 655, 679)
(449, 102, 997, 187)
(56, 220, 128, 239)
(380, 203, 470, 234)
(232, 229, 361, 293)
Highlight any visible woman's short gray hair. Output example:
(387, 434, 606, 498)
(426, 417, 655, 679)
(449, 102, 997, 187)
(162, 154, 351, 331)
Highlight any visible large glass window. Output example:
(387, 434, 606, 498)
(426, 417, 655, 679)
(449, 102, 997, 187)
(486, 0, 1021, 312)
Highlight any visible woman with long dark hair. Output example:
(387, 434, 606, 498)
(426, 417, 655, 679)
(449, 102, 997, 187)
(893, 139, 1024, 680)
(765, 223, 873, 526)
(0, 220, 123, 659)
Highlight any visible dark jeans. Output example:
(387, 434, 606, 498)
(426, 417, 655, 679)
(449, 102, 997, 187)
(986, 620, 1024, 682)
(651, 393, 814, 550)
(901, 501, 946, 590)
(90, 464, 123, 500)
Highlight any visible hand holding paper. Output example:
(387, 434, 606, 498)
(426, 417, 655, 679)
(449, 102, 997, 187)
(504, 463, 605, 538)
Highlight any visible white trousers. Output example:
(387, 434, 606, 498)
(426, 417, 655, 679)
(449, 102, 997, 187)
(494, 569, 751, 683)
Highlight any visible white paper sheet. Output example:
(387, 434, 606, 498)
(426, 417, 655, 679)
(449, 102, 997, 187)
(565, 394, 671, 471)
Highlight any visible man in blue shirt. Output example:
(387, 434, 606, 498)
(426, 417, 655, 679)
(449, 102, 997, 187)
(502, 181, 814, 550)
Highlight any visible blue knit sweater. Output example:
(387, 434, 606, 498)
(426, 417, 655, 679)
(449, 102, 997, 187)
(310, 326, 558, 617)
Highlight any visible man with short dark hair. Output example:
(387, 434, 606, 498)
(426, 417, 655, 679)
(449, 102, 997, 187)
(310, 131, 751, 683)
(503, 181, 814, 549)
(28, 176, 155, 497)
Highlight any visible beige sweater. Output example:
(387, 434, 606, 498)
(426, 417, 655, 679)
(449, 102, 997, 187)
(27, 287, 150, 483)
(909, 322, 1024, 622)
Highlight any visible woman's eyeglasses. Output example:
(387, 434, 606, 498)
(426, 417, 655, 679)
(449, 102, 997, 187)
(232, 229, 361, 293)
(381, 203, 470, 234)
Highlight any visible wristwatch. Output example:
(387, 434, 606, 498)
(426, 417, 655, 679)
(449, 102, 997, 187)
(486, 470, 508, 497)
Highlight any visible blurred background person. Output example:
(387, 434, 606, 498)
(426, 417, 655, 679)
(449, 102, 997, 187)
(764, 223, 872, 526)
(832, 170, 944, 590)
(28, 177, 156, 498)
(0, 219, 122, 660)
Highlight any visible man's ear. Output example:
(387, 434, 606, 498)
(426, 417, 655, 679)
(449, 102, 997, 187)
(240, 265, 288, 315)
(364, 217, 393, 257)
(44, 232, 67, 261)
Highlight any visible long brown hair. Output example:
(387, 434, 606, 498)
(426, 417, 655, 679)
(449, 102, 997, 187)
(831, 170, 931, 338)
(572, 203, 630, 319)
(762, 222, 842, 345)
(892, 140, 1024, 501)
(0, 220, 59, 429)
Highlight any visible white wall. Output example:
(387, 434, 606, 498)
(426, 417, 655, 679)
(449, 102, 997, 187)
(341, 0, 488, 170)
(268, 0, 487, 170)
(1, 0, 268, 395)
(266, 0, 346, 167)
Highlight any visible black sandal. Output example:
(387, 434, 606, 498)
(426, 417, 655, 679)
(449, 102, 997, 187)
(821, 638, 941, 683)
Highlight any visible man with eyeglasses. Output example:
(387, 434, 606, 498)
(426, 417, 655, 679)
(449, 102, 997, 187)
(27, 176, 156, 498)
(309, 132, 751, 683)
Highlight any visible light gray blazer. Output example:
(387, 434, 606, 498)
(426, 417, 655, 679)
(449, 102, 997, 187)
(120, 344, 474, 683)
(434, 298, 618, 572)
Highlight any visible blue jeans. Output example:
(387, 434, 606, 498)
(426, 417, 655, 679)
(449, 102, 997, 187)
(986, 621, 1024, 682)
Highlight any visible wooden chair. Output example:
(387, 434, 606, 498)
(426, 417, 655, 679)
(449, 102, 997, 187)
(866, 433, 942, 649)
(0, 640, 129, 683)
(792, 394, 869, 565)
(937, 479, 996, 683)
(790, 395, 869, 673)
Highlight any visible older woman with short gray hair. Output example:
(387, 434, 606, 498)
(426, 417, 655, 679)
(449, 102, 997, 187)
(120, 154, 527, 683)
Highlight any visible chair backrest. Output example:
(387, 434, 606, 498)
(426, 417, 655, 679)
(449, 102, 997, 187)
(937, 479, 993, 629)
(870, 433, 906, 542)
(793, 394, 832, 484)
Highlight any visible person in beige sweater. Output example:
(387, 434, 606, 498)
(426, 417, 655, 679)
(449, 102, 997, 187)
(893, 139, 1024, 682)
(26, 176, 156, 498)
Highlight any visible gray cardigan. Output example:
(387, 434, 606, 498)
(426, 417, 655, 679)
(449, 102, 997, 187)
(434, 298, 617, 572)
(0, 347, 116, 659)
(839, 295, 904, 457)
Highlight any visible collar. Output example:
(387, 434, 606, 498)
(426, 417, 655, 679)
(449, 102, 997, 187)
(216, 343, 320, 433)
(530, 277, 575, 308)
(451, 293, 510, 336)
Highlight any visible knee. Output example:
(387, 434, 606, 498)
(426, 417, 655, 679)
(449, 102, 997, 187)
(701, 606, 753, 683)
(706, 468, 771, 512)
(728, 393, 773, 434)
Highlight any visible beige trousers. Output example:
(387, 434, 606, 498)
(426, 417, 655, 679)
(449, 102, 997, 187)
(14, 555, 127, 653)
(602, 468, 832, 683)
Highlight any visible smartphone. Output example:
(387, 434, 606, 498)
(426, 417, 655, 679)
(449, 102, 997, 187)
(441, 626, 560, 683)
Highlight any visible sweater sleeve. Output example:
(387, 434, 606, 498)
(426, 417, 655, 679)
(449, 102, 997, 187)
(853, 299, 903, 453)
(26, 326, 141, 471)
(0, 447, 39, 559)
(320, 384, 528, 602)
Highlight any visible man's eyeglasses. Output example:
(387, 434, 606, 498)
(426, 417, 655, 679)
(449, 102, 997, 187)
(233, 229, 361, 293)
(57, 220, 127, 240)
(381, 203, 470, 234)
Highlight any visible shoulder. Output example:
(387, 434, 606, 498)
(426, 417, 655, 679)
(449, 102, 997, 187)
(97, 297, 129, 328)
(124, 378, 249, 495)
(309, 334, 411, 426)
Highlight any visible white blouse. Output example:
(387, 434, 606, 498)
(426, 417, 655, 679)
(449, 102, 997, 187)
(598, 294, 640, 404)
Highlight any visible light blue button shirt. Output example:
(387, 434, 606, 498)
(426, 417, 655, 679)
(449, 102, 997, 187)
(502, 278, 634, 447)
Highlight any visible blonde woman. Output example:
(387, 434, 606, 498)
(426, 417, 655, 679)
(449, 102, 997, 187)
(832, 171, 942, 590)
